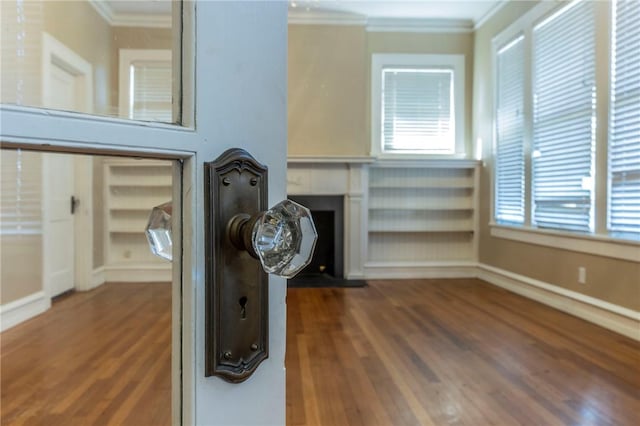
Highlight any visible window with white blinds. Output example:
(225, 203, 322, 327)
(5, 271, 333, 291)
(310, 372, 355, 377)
(608, 0, 640, 239)
(0, 150, 42, 235)
(382, 68, 454, 153)
(495, 36, 525, 224)
(532, 0, 596, 232)
(129, 60, 172, 122)
(119, 49, 172, 123)
(371, 54, 465, 157)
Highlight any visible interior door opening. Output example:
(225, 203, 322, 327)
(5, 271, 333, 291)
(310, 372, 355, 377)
(1, 148, 176, 426)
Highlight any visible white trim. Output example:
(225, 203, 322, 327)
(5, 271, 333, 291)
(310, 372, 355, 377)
(0, 291, 50, 332)
(490, 224, 640, 262)
(477, 264, 640, 341)
(104, 264, 172, 283)
(88, 0, 171, 28)
(42, 32, 94, 114)
(367, 18, 473, 34)
(287, 156, 375, 164)
(364, 261, 478, 279)
(288, 10, 367, 26)
(90, 266, 106, 290)
(372, 158, 479, 169)
(474, 1, 510, 30)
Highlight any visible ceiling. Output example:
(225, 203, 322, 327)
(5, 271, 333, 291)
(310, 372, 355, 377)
(94, 0, 505, 28)
(290, 0, 504, 22)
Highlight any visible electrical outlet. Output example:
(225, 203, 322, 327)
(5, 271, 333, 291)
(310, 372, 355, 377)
(578, 267, 586, 284)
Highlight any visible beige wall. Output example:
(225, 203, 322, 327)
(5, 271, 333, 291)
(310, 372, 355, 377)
(288, 25, 474, 157)
(473, 1, 640, 311)
(43, 0, 114, 115)
(0, 236, 43, 304)
(288, 25, 368, 156)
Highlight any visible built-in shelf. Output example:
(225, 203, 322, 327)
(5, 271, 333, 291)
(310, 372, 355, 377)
(366, 161, 479, 273)
(103, 159, 173, 270)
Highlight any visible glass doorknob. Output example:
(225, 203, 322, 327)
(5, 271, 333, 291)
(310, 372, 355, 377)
(145, 201, 173, 261)
(228, 199, 318, 278)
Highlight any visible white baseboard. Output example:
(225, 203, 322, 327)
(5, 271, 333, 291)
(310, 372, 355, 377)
(90, 266, 106, 290)
(476, 264, 640, 341)
(364, 262, 478, 279)
(104, 264, 171, 283)
(0, 291, 51, 332)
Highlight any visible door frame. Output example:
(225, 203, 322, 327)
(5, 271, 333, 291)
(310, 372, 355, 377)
(41, 33, 95, 297)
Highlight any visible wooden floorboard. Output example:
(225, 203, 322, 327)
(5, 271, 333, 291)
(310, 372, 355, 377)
(286, 279, 640, 426)
(2, 279, 638, 425)
(1, 283, 171, 426)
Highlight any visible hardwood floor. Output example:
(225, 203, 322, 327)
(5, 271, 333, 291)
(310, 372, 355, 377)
(1, 283, 171, 426)
(286, 279, 640, 426)
(3, 279, 638, 425)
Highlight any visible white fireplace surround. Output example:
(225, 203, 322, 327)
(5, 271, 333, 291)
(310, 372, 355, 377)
(287, 156, 372, 279)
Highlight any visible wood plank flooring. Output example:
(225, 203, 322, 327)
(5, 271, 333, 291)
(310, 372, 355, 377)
(1, 283, 171, 426)
(286, 279, 640, 426)
(3, 279, 638, 425)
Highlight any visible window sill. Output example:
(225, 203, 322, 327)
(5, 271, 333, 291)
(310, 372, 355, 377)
(489, 224, 640, 262)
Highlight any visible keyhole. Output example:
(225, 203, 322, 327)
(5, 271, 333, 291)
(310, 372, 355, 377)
(239, 296, 248, 320)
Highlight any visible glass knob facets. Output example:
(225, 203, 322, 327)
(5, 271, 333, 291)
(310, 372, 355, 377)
(251, 200, 318, 278)
(145, 201, 173, 261)
(228, 199, 318, 278)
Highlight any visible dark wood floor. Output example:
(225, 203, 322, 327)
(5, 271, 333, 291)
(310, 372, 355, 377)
(1, 283, 171, 426)
(2, 279, 638, 425)
(286, 279, 640, 426)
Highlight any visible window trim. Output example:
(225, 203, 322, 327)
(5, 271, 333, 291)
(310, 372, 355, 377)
(118, 48, 172, 120)
(371, 53, 465, 159)
(490, 0, 639, 253)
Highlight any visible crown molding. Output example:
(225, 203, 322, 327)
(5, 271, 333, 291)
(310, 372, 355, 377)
(367, 17, 473, 33)
(288, 10, 489, 33)
(474, 0, 510, 30)
(288, 10, 367, 26)
(88, 0, 171, 29)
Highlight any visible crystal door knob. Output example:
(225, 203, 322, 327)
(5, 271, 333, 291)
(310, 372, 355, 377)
(145, 201, 172, 261)
(228, 199, 318, 278)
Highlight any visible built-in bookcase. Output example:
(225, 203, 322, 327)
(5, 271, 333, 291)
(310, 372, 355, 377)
(103, 159, 172, 281)
(365, 160, 479, 277)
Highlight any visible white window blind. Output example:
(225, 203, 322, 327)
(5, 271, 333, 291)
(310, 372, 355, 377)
(129, 60, 172, 122)
(495, 36, 525, 224)
(608, 0, 640, 239)
(532, 0, 596, 232)
(0, 150, 42, 235)
(382, 68, 454, 153)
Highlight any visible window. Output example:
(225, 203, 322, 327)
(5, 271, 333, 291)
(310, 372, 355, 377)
(609, 0, 640, 239)
(371, 54, 465, 157)
(495, 36, 525, 224)
(492, 0, 640, 245)
(532, 0, 596, 233)
(119, 49, 172, 122)
(0, 150, 41, 235)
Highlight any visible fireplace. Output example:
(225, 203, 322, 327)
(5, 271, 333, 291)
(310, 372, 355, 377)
(289, 195, 344, 279)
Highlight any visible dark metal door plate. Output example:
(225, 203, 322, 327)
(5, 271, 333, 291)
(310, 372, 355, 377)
(204, 148, 268, 382)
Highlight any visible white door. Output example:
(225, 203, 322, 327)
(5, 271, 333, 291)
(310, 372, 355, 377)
(0, 1, 288, 425)
(41, 35, 94, 297)
(43, 153, 75, 297)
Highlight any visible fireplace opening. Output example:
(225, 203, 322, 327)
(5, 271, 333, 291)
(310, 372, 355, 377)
(288, 195, 344, 280)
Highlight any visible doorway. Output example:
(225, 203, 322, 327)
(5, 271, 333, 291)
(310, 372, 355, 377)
(0, 149, 175, 425)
